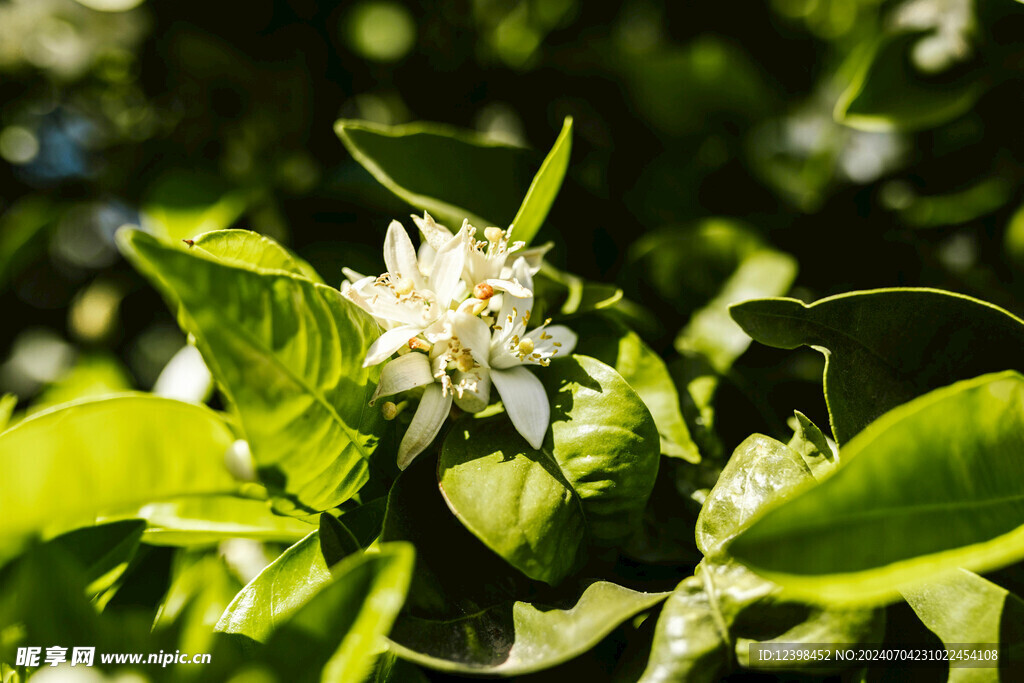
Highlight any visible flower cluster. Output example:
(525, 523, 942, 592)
(343, 214, 576, 468)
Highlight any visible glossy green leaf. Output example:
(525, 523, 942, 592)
(390, 580, 668, 676)
(696, 434, 814, 559)
(142, 169, 248, 242)
(532, 261, 623, 320)
(731, 288, 1024, 444)
(676, 249, 797, 373)
(438, 417, 587, 585)
(638, 560, 881, 681)
(786, 411, 836, 479)
(438, 356, 659, 583)
(335, 119, 531, 229)
(128, 496, 314, 546)
(903, 569, 1024, 682)
(258, 543, 414, 683)
(728, 371, 1024, 605)
(119, 229, 386, 513)
(192, 228, 324, 282)
(835, 34, 983, 132)
(216, 530, 332, 642)
(0, 395, 238, 563)
(509, 116, 572, 245)
(571, 314, 699, 462)
(539, 355, 661, 545)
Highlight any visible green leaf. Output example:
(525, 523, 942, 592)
(539, 355, 661, 545)
(509, 116, 572, 245)
(638, 560, 882, 681)
(142, 169, 248, 242)
(0, 395, 238, 563)
(728, 371, 1024, 605)
(335, 119, 531, 229)
(437, 356, 659, 584)
(47, 520, 146, 598)
(29, 353, 134, 415)
(696, 434, 814, 559)
(127, 496, 314, 546)
(0, 394, 16, 432)
(216, 530, 332, 642)
(834, 34, 983, 132)
(730, 288, 1024, 444)
(390, 580, 668, 676)
(381, 457, 537, 620)
(573, 314, 699, 462)
(676, 249, 797, 373)
(0, 195, 61, 286)
(903, 569, 1024, 682)
(118, 229, 386, 513)
(438, 417, 588, 585)
(258, 543, 414, 683)
(156, 551, 244, 658)
(786, 411, 836, 480)
(192, 229, 324, 282)
(532, 262, 623, 319)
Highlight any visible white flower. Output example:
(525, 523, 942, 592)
(342, 220, 468, 366)
(451, 257, 577, 449)
(368, 306, 487, 469)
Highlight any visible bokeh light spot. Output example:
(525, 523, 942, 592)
(0, 126, 40, 164)
(345, 1, 416, 62)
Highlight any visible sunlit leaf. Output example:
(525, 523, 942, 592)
(728, 372, 1024, 605)
(573, 314, 699, 462)
(119, 229, 387, 513)
(193, 229, 324, 282)
(509, 116, 572, 245)
(903, 569, 1024, 681)
(0, 395, 238, 564)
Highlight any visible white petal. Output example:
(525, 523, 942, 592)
(453, 310, 492, 368)
(417, 241, 436, 276)
(370, 352, 434, 405)
(453, 367, 491, 413)
(412, 212, 454, 251)
(363, 324, 421, 367)
(492, 366, 549, 449)
(384, 220, 425, 289)
(525, 324, 577, 365)
(398, 383, 452, 469)
(342, 267, 369, 285)
(485, 278, 532, 298)
(431, 226, 469, 308)
(517, 243, 553, 275)
(510, 256, 534, 293)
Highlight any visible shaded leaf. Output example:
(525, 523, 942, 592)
(676, 250, 797, 374)
(438, 417, 587, 585)
(835, 34, 983, 132)
(259, 543, 414, 683)
(390, 580, 668, 676)
(119, 229, 386, 513)
(731, 288, 1024, 444)
(728, 371, 1024, 605)
(47, 519, 146, 598)
(335, 119, 531, 229)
